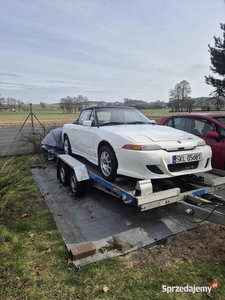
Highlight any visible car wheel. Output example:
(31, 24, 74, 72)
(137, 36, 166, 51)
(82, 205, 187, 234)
(64, 135, 71, 155)
(58, 161, 69, 185)
(99, 146, 117, 181)
(69, 170, 88, 197)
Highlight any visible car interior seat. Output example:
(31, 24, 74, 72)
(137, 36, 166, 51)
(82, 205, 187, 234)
(202, 122, 214, 136)
(190, 120, 201, 135)
(175, 118, 186, 130)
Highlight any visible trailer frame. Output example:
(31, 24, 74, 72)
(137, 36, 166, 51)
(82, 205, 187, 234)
(56, 153, 225, 226)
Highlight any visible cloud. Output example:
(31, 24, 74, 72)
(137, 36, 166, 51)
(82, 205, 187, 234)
(0, 0, 224, 103)
(0, 81, 47, 90)
(0, 80, 126, 94)
(0, 73, 21, 77)
(47, 80, 77, 84)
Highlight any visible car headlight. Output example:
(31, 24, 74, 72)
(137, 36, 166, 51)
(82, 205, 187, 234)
(122, 144, 162, 151)
(197, 140, 206, 146)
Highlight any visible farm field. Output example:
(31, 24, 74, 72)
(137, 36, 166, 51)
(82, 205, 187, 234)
(0, 107, 199, 128)
(1, 105, 225, 129)
(0, 110, 79, 128)
(0, 108, 167, 128)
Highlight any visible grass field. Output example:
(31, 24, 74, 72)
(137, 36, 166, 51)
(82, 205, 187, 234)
(1, 106, 225, 129)
(0, 107, 185, 128)
(0, 110, 79, 128)
(0, 108, 168, 128)
(0, 155, 225, 299)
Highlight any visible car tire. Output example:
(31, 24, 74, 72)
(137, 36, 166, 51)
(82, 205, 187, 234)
(99, 145, 117, 181)
(58, 160, 69, 185)
(69, 170, 88, 197)
(63, 135, 72, 155)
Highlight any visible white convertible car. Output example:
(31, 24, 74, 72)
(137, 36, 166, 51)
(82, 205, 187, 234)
(62, 106, 212, 181)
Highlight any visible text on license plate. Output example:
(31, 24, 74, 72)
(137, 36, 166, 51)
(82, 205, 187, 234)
(173, 153, 202, 164)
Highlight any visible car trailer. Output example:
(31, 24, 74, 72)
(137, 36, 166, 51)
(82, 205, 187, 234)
(56, 153, 225, 226)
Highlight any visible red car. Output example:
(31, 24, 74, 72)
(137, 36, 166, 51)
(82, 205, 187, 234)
(157, 113, 225, 170)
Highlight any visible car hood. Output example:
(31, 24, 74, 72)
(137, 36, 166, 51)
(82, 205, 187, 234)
(102, 124, 201, 148)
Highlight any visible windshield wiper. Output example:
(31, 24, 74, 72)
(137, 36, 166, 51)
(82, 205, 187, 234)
(100, 121, 125, 126)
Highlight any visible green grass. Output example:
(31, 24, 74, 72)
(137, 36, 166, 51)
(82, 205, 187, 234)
(1, 105, 225, 129)
(0, 156, 225, 299)
(0, 110, 79, 128)
(1, 107, 169, 128)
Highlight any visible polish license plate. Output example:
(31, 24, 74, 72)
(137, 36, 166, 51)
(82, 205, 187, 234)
(172, 153, 202, 164)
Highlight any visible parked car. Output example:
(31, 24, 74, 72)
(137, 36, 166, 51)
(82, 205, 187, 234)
(157, 113, 225, 170)
(62, 106, 212, 181)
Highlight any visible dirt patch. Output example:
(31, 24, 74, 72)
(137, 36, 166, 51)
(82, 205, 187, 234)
(0, 157, 11, 165)
(123, 223, 225, 268)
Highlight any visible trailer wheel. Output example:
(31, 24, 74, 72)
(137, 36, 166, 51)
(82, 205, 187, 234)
(99, 145, 117, 181)
(58, 161, 69, 185)
(69, 170, 87, 197)
(63, 135, 72, 155)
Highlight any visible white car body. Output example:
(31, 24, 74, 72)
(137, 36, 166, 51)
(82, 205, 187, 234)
(62, 106, 212, 180)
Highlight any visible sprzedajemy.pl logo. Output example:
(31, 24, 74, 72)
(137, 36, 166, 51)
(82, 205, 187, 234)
(162, 282, 219, 294)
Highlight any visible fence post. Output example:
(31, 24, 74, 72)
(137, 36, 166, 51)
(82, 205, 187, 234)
(30, 103, 35, 134)
(30, 103, 36, 152)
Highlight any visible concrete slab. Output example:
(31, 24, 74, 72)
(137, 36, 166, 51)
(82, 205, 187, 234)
(31, 163, 201, 268)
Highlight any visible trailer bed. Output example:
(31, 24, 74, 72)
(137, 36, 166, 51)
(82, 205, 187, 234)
(31, 152, 225, 267)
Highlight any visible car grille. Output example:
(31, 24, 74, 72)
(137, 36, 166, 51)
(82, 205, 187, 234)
(168, 161, 199, 172)
(146, 165, 164, 174)
(164, 147, 195, 152)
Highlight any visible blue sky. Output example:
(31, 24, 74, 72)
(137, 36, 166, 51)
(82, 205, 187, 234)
(0, 0, 225, 104)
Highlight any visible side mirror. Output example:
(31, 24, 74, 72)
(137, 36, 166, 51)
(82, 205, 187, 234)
(206, 131, 219, 139)
(83, 120, 92, 127)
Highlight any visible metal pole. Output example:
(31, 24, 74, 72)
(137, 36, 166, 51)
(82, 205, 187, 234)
(30, 103, 35, 134)
(30, 103, 35, 152)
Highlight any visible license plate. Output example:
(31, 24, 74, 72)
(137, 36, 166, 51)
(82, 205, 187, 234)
(172, 153, 202, 164)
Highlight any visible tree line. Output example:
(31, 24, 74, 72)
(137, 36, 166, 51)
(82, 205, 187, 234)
(123, 98, 167, 109)
(59, 95, 89, 113)
(0, 96, 24, 110)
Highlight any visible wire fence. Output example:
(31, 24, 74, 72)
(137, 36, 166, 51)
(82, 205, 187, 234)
(0, 102, 172, 157)
(0, 103, 79, 156)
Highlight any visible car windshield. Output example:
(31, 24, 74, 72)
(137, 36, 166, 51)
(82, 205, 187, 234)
(95, 107, 153, 126)
(213, 116, 225, 125)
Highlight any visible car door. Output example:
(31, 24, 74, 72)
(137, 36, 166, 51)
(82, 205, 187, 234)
(217, 127, 225, 169)
(73, 109, 96, 158)
(163, 116, 189, 131)
(187, 118, 223, 169)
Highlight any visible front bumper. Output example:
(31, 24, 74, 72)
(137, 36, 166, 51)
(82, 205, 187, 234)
(116, 145, 212, 179)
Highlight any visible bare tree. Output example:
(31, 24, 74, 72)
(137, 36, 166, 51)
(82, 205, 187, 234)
(209, 91, 225, 111)
(179, 80, 192, 112)
(6, 97, 17, 109)
(77, 95, 84, 111)
(0, 95, 5, 106)
(169, 80, 192, 112)
(59, 98, 66, 113)
(59, 95, 90, 112)
(17, 100, 23, 111)
(40, 102, 45, 109)
(71, 97, 77, 113)
(83, 96, 89, 108)
(65, 96, 73, 113)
